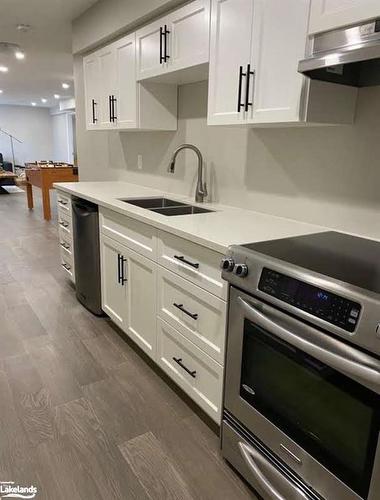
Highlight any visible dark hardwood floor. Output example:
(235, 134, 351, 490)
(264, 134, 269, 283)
(0, 190, 255, 499)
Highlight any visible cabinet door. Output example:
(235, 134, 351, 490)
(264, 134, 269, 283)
(97, 45, 117, 129)
(136, 18, 168, 81)
(83, 54, 100, 130)
(247, 0, 309, 124)
(115, 34, 138, 129)
(124, 248, 157, 360)
(166, 0, 210, 73)
(309, 0, 380, 35)
(100, 235, 127, 329)
(207, 0, 255, 125)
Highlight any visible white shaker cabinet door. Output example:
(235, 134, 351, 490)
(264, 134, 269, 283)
(247, 0, 309, 124)
(97, 45, 117, 129)
(124, 248, 157, 361)
(136, 18, 168, 81)
(114, 34, 138, 129)
(166, 0, 210, 73)
(100, 235, 128, 330)
(309, 0, 380, 35)
(83, 54, 101, 130)
(208, 0, 255, 125)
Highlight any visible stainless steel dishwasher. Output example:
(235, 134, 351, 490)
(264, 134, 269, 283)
(72, 197, 103, 315)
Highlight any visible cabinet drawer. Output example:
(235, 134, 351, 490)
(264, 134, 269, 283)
(58, 211, 72, 236)
(58, 231, 74, 259)
(157, 318, 223, 423)
(56, 192, 71, 216)
(100, 208, 157, 260)
(157, 266, 226, 364)
(157, 231, 227, 299)
(61, 252, 75, 283)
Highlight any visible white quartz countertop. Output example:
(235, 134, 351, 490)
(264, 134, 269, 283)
(54, 181, 326, 254)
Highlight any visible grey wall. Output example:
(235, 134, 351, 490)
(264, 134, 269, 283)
(0, 105, 54, 165)
(74, 45, 380, 238)
(72, 0, 186, 53)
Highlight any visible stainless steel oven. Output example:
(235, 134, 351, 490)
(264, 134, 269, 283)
(220, 232, 380, 500)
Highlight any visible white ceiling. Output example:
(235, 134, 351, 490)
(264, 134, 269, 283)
(0, 0, 98, 108)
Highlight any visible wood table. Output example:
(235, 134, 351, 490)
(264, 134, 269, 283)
(25, 166, 78, 220)
(0, 171, 18, 194)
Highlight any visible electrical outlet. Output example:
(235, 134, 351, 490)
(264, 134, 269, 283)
(137, 154, 143, 170)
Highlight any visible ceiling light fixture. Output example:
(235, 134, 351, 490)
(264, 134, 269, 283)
(16, 24, 31, 32)
(54, 94, 60, 99)
(0, 90, 3, 94)
(41, 98, 47, 103)
(15, 50, 25, 60)
(31, 102, 36, 106)
(0, 66, 8, 73)
(62, 83, 70, 89)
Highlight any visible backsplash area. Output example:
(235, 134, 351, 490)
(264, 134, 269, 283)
(75, 57, 380, 238)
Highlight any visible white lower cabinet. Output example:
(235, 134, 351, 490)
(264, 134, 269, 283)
(99, 209, 226, 423)
(124, 248, 157, 359)
(100, 234, 157, 360)
(100, 235, 128, 330)
(157, 317, 223, 422)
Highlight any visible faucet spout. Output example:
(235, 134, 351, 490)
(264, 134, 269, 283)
(168, 143, 207, 203)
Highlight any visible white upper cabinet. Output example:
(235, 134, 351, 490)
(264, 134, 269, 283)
(208, 0, 310, 125)
(97, 45, 117, 129)
(207, 0, 255, 125)
(83, 54, 101, 129)
(83, 34, 177, 131)
(208, 0, 356, 126)
(114, 34, 138, 129)
(309, 0, 380, 35)
(136, 0, 210, 83)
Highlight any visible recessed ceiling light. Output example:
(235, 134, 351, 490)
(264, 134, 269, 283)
(15, 50, 25, 60)
(0, 66, 9, 73)
(0, 90, 3, 94)
(54, 94, 60, 99)
(31, 102, 36, 106)
(62, 83, 70, 89)
(17, 24, 31, 32)
(41, 98, 47, 103)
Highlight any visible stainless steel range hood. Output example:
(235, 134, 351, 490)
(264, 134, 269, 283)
(299, 19, 380, 87)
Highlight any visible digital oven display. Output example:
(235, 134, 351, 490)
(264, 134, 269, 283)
(258, 268, 361, 332)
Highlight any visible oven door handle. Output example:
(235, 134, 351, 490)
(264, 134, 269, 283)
(238, 296, 380, 394)
(239, 442, 308, 500)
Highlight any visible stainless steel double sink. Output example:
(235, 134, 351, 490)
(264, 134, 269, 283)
(119, 197, 214, 216)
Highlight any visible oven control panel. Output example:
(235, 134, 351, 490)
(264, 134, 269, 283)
(258, 268, 361, 333)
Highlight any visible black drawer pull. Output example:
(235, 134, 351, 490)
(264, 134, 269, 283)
(62, 263, 71, 271)
(60, 221, 69, 228)
(59, 200, 68, 205)
(173, 303, 198, 320)
(173, 255, 199, 269)
(92, 99, 98, 123)
(173, 357, 196, 378)
(60, 242, 70, 250)
(121, 256, 127, 285)
(117, 253, 122, 284)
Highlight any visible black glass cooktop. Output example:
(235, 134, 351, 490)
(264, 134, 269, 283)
(244, 231, 380, 294)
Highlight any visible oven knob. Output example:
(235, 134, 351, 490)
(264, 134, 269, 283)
(233, 263, 249, 277)
(220, 257, 235, 272)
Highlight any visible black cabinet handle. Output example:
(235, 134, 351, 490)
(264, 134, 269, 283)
(59, 221, 69, 228)
(59, 200, 68, 206)
(62, 263, 71, 271)
(111, 95, 117, 122)
(164, 25, 170, 62)
(109, 95, 112, 123)
(237, 65, 246, 112)
(173, 255, 199, 269)
(173, 303, 198, 320)
(117, 253, 122, 284)
(121, 256, 127, 285)
(173, 357, 196, 378)
(92, 99, 97, 123)
(245, 64, 254, 112)
(160, 26, 164, 64)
